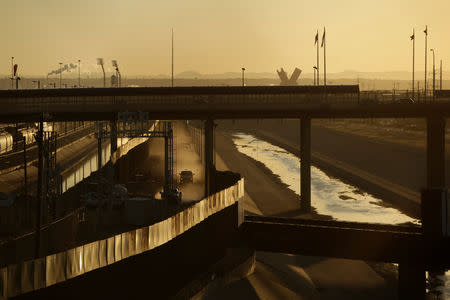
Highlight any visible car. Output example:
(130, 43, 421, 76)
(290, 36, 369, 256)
(179, 170, 194, 184)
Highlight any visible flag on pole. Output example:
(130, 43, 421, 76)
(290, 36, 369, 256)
(13, 64, 18, 77)
(410, 31, 415, 40)
(315, 31, 319, 45)
(321, 28, 326, 47)
(424, 26, 427, 35)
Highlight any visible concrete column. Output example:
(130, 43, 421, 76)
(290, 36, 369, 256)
(398, 261, 425, 300)
(205, 119, 215, 197)
(300, 117, 311, 212)
(164, 136, 169, 194)
(425, 115, 447, 288)
(110, 119, 118, 154)
(427, 115, 445, 188)
(97, 138, 102, 171)
(35, 119, 44, 258)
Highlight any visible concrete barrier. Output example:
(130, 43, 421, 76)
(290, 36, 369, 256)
(65, 246, 83, 280)
(20, 260, 34, 294)
(1, 179, 244, 299)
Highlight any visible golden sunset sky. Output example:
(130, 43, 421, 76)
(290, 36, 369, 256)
(1, 0, 449, 76)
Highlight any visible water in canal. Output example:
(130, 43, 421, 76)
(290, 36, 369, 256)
(232, 133, 419, 225)
(232, 133, 450, 298)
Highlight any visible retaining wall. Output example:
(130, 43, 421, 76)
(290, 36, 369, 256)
(0, 179, 244, 299)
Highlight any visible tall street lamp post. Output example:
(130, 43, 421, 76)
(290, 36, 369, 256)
(424, 26, 428, 99)
(78, 59, 81, 87)
(59, 62, 62, 88)
(431, 49, 435, 100)
(97, 58, 105, 87)
(11, 57, 14, 89)
(313, 66, 317, 85)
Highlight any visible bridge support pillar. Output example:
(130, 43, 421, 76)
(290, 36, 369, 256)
(110, 119, 118, 154)
(205, 119, 215, 197)
(300, 117, 311, 212)
(398, 261, 425, 300)
(427, 115, 445, 188)
(97, 137, 102, 171)
(424, 116, 447, 295)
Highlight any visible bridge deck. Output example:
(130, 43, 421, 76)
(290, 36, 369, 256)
(1, 85, 450, 122)
(242, 216, 449, 268)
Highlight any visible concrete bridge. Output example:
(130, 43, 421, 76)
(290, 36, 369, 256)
(2, 85, 450, 122)
(1, 85, 450, 299)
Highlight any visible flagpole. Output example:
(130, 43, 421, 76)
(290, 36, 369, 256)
(412, 29, 415, 101)
(424, 25, 428, 100)
(316, 30, 320, 85)
(171, 28, 174, 88)
(323, 27, 326, 89)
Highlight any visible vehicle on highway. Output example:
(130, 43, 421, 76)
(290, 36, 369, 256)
(179, 170, 194, 185)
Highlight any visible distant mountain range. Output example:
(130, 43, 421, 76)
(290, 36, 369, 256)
(1, 70, 448, 80)
(143, 70, 449, 80)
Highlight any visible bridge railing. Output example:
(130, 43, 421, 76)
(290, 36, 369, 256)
(0, 179, 244, 299)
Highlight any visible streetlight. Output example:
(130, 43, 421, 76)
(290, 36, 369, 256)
(97, 58, 105, 87)
(59, 62, 62, 88)
(430, 49, 435, 100)
(112, 60, 121, 87)
(313, 66, 318, 85)
(241, 67, 245, 87)
(10, 57, 14, 89)
(78, 59, 81, 87)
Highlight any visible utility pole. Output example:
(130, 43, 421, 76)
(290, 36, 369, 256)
(241, 68, 245, 87)
(424, 26, 428, 99)
(440, 60, 442, 90)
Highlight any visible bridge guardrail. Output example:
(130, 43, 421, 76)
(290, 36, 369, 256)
(0, 179, 244, 299)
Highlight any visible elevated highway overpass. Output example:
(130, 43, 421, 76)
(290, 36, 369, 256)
(2, 85, 450, 122)
(1, 86, 450, 299)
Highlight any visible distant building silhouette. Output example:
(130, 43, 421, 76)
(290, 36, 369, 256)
(277, 67, 302, 85)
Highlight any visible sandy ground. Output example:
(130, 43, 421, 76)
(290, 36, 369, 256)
(205, 129, 397, 300)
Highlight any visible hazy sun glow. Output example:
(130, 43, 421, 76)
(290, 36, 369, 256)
(1, 0, 449, 76)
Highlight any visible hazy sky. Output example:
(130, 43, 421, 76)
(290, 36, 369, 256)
(1, 0, 449, 76)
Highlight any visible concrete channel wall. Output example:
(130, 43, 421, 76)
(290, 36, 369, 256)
(0, 179, 244, 299)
